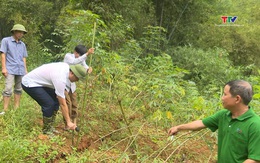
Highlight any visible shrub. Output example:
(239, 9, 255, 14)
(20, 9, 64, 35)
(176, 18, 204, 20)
(169, 46, 243, 94)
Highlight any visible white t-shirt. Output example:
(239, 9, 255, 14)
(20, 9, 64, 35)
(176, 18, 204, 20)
(64, 53, 89, 93)
(64, 53, 89, 70)
(22, 62, 69, 98)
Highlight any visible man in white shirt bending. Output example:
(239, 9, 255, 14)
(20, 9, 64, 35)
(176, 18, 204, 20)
(22, 63, 87, 135)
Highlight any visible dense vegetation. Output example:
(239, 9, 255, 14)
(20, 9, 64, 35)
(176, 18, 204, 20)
(0, 0, 259, 162)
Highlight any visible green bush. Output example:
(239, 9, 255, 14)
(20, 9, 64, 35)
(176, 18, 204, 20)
(169, 46, 243, 94)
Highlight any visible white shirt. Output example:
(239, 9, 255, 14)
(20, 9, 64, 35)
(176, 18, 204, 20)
(64, 53, 89, 93)
(22, 62, 69, 98)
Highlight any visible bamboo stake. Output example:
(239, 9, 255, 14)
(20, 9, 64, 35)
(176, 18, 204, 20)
(117, 97, 133, 136)
(81, 20, 97, 119)
(74, 20, 97, 147)
(89, 21, 96, 66)
(117, 96, 138, 152)
(82, 20, 97, 110)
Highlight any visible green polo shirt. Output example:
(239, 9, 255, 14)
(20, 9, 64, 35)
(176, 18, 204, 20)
(202, 108, 260, 163)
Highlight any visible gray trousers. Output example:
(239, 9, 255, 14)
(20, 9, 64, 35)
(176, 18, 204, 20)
(2, 74, 23, 96)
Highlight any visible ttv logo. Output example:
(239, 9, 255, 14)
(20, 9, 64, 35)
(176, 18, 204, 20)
(221, 16, 237, 23)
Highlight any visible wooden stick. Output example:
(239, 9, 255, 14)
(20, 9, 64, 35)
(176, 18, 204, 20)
(89, 21, 96, 66)
(75, 20, 97, 147)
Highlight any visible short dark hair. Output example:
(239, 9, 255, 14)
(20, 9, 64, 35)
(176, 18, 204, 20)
(74, 45, 87, 56)
(225, 80, 253, 105)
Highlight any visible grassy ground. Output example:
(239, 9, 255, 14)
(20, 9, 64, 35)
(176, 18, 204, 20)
(1, 76, 259, 162)
(0, 85, 218, 162)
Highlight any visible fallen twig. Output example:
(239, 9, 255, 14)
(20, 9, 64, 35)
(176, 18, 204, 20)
(164, 130, 205, 162)
(97, 135, 136, 160)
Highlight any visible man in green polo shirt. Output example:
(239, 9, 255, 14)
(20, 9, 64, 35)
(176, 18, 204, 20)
(168, 80, 260, 163)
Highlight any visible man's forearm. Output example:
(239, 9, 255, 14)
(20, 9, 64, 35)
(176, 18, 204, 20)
(243, 159, 260, 163)
(57, 96, 71, 124)
(177, 120, 206, 131)
(168, 120, 206, 135)
(23, 58, 27, 73)
(1, 53, 6, 69)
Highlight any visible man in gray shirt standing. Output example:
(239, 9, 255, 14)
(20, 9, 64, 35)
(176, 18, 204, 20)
(0, 24, 28, 114)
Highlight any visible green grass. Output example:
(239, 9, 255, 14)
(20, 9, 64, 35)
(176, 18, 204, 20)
(0, 90, 218, 162)
(0, 72, 259, 162)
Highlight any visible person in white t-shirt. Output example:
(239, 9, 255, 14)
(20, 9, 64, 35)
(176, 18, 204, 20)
(22, 62, 87, 135)
(63, 45, 94, 129)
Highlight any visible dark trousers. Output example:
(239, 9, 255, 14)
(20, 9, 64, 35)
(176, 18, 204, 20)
(22, 84, 59, 117)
